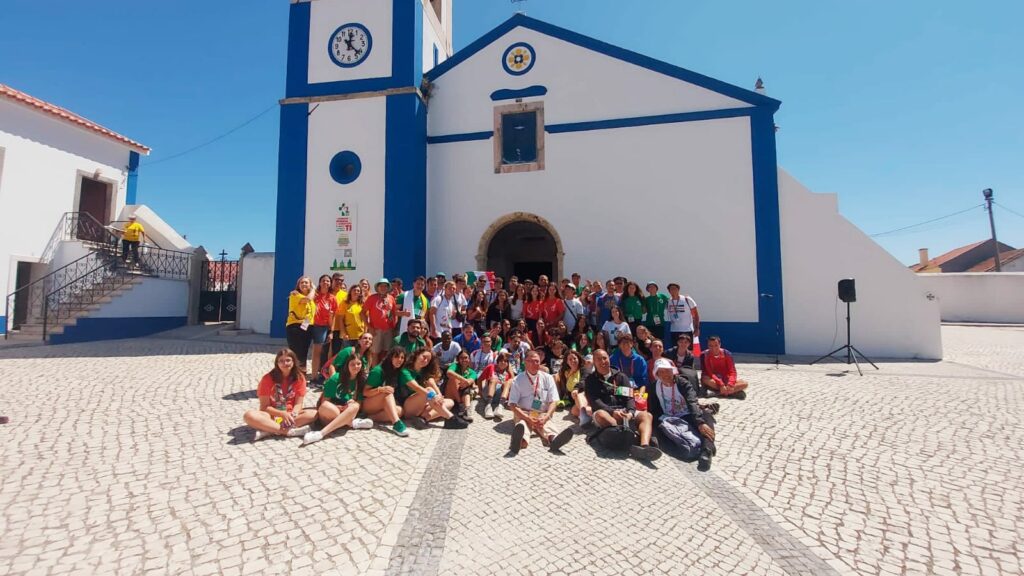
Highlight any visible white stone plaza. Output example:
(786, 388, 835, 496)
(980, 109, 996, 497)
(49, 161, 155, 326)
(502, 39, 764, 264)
(0, 324, 1021, 575)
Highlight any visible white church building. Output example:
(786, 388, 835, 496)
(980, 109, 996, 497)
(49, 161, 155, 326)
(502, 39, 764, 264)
(268, 0, 941, 359)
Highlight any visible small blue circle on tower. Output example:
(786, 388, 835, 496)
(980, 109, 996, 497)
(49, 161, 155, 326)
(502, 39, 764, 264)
(329, 23, 373, 68)
(502, 42, 536, 76)
(329, 151, 362, 185)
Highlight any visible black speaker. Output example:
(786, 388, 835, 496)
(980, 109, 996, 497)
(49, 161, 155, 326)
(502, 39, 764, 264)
(838, 279, 856, 303)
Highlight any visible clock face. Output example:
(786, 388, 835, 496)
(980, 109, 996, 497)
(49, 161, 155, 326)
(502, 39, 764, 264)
(329, 23, 372, 68)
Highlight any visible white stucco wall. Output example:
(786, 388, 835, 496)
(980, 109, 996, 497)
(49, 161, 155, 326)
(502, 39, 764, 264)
(917, 273, 1024, 324)
(427, 26, 751, 137)
(0, 98, 133, 303)
(118, 205, 192, 251)
(49, 241, 92, 274)
(304, 97, 387, 282)
(308, 0, 393, 85)
(428, 116, 761, 323)
(421, 4, 449, 74)
(89, 277, 188, 318)
(778, 169, 942, 359)
(238, 252, 276, 334)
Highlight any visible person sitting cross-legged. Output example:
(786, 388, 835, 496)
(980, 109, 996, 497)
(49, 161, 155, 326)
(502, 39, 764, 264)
(507, 350, 575, 455)
(478, 351, 514, 420)
(302, 353, 375, 445)
(244, 349, 318, 441)
(700, 336, 748, 399)
(445, 349, 479, 423)
(584, 349, 662, 461)
(650, 359, 716, 471)
(361, 348, 411, 437)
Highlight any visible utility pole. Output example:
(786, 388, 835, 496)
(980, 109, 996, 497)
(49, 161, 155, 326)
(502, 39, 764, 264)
(983, 188, 1002, 272)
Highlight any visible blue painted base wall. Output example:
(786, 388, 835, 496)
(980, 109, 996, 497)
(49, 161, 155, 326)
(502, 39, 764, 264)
(50, 317, 187, 345)
(0, 315, 6, 335)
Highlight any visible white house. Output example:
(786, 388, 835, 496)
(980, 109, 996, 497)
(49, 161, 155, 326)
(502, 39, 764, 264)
(263, 0, 941, 359)
(1, 83, 193, 342)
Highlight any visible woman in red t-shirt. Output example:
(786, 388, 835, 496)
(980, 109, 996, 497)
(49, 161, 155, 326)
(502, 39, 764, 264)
(523, 284, 543, 333)
(541, 284, 565, 326)
(243, 349, 318, 441)
(311, 275, 337, 380)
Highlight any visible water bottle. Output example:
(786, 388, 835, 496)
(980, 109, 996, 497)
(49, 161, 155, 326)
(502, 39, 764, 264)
(426, 390, 437, 402)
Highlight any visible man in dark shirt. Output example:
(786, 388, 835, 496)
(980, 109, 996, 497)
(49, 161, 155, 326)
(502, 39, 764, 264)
(665, 332, 701, 395)
(584, 349, 661, 461)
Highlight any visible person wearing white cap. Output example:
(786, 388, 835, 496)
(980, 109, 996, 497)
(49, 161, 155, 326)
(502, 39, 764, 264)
(650, 358, 715, 471)
(120, 214, 146, 264)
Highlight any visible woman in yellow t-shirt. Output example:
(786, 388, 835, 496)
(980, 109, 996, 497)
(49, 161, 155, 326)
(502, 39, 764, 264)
(286, 276, 315, 377)
(338, 285, 367, 346)
(556, 350, 591, 425)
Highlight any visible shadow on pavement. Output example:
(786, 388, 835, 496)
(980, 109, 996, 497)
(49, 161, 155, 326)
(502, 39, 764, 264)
(223, 390, 258, 401)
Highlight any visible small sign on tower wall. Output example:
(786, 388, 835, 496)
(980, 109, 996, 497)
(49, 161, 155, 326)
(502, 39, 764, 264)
(332, 203, 358, 271)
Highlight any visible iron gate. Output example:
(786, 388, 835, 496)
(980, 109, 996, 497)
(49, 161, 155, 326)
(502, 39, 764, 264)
(199, 259, 239, 322)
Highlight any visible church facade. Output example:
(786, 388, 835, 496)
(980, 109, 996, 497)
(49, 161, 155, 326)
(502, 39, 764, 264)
(270, 0, 942, 359)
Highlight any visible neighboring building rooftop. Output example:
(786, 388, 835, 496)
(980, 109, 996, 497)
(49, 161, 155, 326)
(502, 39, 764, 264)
(967, 248, 1024, 272)
(912, 239, 1018, 273)
(0, 83, 150, 154)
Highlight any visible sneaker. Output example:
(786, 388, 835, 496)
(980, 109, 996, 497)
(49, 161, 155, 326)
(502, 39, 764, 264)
(549, 428, 575, 452)
(702, 402, 721, 415)
(484, 405, 495, 419)
(301, 430, 323, 445)
(732, 390, 747, 400)
(391, 420, 409, 437)
(286, 425, 311, 438)
(254, 430, 270, 442)
(493, 404, 505, 419)
(351, 418, 374, 430)
(509, 421, 527, 454)
(444, 416, 469, 429)
(461, 411, 474, 423)
(408, 416, 429, 430)
(697, 450, 713, 472)
(629, 444, 663, 462)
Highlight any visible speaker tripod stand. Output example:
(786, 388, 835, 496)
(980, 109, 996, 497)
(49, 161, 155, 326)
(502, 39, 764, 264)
(811, 301, 878, 376)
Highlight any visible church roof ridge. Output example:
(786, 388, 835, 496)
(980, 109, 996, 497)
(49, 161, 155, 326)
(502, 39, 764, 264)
(425, 13, 781, 110)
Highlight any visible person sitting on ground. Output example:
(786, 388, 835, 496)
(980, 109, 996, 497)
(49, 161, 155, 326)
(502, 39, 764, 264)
(325, 332, 373, 379)
(634, 325, 655, 360)
(486, 321, 505, 351)
(432, 330, 462, 366)
(584, 349, 662, 461)
(609, 333, 649, 393)
(362, 348, 410, 437)
(444, 349, 479, 423)
(555, 349, 591, 426)
(502, 329, 532, 374)
(507, 350, 575, 455)
(453, 323, 481, 355)
(302, 353, 375, 445)
(470, 334, 497, 397)
(544, 336, 567, 375)
(666, 333, 702, 394)
(244, 349, 317, 441)
(401, 348, 459, 429)
(701, 336, 748, 399)
(479, 351, 514, 419)
(602, 306, 632, 348)
(650, 359, 716, 471)
(393, 318, 428, 353)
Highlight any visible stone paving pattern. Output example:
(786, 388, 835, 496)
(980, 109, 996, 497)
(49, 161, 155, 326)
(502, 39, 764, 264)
(0, 325, 1021, 575)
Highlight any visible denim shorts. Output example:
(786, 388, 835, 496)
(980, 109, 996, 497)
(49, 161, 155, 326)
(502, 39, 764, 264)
(310, 325, 330, 344)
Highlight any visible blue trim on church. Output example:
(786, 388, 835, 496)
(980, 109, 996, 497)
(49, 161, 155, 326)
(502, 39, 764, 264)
(426, 13, 780, 110)
(270, 103, 309, 338)
(126, 151, 140, 204)
(384, 93, 427, 284)
(749, 109, 785, 354)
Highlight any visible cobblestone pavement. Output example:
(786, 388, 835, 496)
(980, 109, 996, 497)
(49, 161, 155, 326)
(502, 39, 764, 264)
(0, 325, 1022, 575)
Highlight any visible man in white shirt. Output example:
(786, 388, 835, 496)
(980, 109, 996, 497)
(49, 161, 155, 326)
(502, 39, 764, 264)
(432, 331, 462, 366)
(561, 283, 586, 334)
(666, 282, 700, 346)
(507, 350, 574, 455)
(429, 281, 461, 339)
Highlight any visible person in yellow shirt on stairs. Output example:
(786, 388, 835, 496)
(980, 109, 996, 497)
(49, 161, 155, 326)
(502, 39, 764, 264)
(121, 214, 146, 263)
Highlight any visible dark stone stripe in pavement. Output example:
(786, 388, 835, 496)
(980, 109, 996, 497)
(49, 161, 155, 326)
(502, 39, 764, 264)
(677, 463, 842, 576)
(385, 429, 468, 576)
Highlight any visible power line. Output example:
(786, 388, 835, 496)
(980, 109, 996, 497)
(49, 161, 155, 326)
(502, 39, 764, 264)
(141, 103, 278, 167)
(995, 201, 1024, 220)
(869, 204, 984, 237)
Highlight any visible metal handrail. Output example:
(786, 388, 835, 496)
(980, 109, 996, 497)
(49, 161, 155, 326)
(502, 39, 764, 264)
(39, 212, 74, 264)
(4, 249, 101, 338)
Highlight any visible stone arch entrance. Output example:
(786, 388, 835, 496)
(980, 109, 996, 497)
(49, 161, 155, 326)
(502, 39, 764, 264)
(477, 212, 564, 283)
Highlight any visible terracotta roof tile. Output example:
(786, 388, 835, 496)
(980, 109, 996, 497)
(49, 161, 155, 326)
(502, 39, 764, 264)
(967, 248, 1024, 272)
(0, 83, 150, 154)
(910, 240, 986, 272)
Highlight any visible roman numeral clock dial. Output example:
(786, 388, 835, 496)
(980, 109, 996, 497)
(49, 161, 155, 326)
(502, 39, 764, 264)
(329, 23, 372, 68)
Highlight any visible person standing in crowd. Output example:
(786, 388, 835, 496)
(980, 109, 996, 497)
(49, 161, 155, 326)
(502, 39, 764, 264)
(487, 289, 512, 328)
(301, 353, 374, 445)
(596, 280, 620, 327)
(584, 349, 661, 461)
(570, 273, 584, 296)
(466, 289, 488, 335)
(454, 323, 481, 355)
(620, 281, 646, 335)
(396, 276, 429, 336)
(393, 318, 428, 353)
(362, 278, 396, 368)
(602, 306, 631, 347)
(609, 333, 649, 392)
(541, 283, 565, 328)
(310, 275, 337, 382)
(244, 349, 317, 441)
(523, 284, 543, 333)
(428, 281, 460, 340)
(285, 276, 315, 378)
(119, 214, 146, 264)
(509, 284, 526, 323)
(507, 350, 575, 455)
(650, 359, 716, 471)
(425, 276, 439, 300)
(329, 273, 348, 356)
(701, 336, 749, 399)
(338, 284, 367, 349)
(666, 282, 700, 346)
(390, 278, 404, 299)
(561, 283, 585, 335)
(643, 281, 669, 340)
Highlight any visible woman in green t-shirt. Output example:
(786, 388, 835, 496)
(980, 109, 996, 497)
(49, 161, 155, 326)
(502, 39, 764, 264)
(401, 347, 455, 429)
(444, 349, 479, 423)
(621, 281, 647, 335)
(302, 353, 372, 445)
(363, 348, 410, 437)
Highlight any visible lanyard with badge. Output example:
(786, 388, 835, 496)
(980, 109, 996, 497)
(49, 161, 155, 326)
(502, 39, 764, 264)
(671, 298, 683, 321)
(528, 372, 543, 418)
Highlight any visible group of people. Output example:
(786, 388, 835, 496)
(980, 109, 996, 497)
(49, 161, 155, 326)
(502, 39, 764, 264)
(245, 271, 750, 471)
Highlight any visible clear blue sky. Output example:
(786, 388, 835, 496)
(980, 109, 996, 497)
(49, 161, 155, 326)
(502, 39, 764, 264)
(2, 0, 1022, 265)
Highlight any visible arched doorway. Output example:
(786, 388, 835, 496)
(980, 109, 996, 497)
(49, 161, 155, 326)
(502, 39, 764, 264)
(478, 213, 563, 283)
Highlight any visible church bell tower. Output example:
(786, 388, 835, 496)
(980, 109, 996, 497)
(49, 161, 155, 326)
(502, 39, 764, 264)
(271, 0, 453, 336)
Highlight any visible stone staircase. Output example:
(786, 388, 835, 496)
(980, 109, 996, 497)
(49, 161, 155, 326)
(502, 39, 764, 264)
(6, 276, 145, 341)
